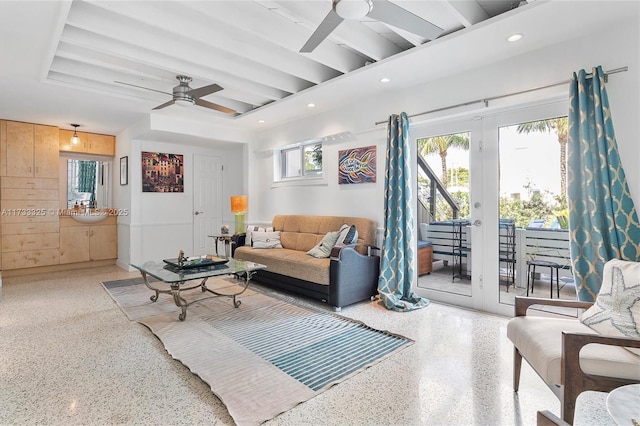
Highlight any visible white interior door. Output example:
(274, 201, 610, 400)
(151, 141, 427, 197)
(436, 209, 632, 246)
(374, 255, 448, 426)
(193, 154, 222, 256)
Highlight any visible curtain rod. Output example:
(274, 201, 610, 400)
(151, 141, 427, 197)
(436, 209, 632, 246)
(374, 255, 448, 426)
(374, 66, 628, 126)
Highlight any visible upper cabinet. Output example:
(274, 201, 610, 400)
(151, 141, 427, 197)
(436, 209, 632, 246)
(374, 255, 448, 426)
(59, 129, 115, 156)
(1, 121, 58, 178)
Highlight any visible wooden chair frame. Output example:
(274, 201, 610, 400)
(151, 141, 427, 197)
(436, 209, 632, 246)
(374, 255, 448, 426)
(512, 296, 640, 424)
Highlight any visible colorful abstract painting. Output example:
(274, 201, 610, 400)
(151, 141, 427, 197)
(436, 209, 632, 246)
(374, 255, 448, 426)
(338, 146, 376, 185)
(141, 152, 184, 193)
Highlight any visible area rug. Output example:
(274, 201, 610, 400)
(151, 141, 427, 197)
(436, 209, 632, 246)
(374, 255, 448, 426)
(102, 277, 413, 426)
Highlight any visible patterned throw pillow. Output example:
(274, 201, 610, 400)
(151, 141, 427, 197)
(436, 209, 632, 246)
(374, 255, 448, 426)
(307, 230, 340, 258)
(252, 231, 282, 249)
(335, 224, 358, 246)
(245, 226, 274, 246)
(580, 259, 640, 355)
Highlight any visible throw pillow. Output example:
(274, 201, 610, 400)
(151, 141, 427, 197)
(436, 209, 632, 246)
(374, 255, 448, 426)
(307, 230, 340, 258)
(335, 224, 358, 246)
(245, 226, 274, 246)
(252, 231, 282, 249)
(580, 259, 640, 355)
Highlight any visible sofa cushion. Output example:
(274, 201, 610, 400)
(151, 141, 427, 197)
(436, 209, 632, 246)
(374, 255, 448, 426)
(235, 246, 330, 285)
(245, 226, 274, 246)
(581, 259, 640, 355)
(507, 316, 640, 385)
(307, 230, 340, 258)
(252, 231, 283, 249)
(336, 224, 358, 246)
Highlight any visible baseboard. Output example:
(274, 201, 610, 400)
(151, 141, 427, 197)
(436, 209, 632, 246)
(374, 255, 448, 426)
(1, 259, 116, 278)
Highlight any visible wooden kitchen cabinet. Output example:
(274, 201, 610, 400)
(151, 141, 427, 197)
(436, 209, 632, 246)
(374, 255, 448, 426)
(0, 173, 60, 270)
(59, 129, 115, 156)
(2, 121, 58, 178)
(59, 226, 91, 263)
(87, 133, 115, 156)
(59, 216, 117, 264)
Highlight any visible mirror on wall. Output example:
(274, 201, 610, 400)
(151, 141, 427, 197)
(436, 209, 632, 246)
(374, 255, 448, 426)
(67, 159, 110, 209)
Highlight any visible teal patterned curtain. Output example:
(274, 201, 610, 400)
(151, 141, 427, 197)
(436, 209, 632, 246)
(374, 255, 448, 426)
(568, 65, 640, 302)
(378, 112, 430, 311)
(78, 160, 96, 193)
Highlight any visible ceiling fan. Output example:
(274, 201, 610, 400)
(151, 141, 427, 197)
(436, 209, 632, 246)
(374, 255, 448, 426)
(300, 0, 444, 53)
(116, 75, 237, 115)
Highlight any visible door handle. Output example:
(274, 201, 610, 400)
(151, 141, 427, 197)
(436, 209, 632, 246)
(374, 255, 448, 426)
(473, 220, 481, 226)
(194, 211, 203, 215)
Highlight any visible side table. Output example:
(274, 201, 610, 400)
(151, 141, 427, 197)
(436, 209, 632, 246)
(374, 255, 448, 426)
(208, 233, 243, 258)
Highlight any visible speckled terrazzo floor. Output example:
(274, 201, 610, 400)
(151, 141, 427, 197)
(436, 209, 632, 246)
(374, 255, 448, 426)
(0, 265, 562, 426)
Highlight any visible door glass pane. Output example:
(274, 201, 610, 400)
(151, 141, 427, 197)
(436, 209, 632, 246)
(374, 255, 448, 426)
(497, 117, 576, 308)
(416, 132, 472, 297)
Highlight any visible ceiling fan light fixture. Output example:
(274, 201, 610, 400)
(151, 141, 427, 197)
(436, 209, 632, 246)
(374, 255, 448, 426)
(175, 98, 194, 107)
(334, 0, 372, 20)
(70, 124, 80, 145)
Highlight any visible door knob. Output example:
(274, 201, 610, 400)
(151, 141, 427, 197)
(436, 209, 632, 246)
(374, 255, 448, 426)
(194, 211, 203, 215)
(473, 220, 481, 226)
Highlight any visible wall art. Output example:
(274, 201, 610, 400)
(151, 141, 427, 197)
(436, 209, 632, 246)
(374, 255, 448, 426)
(141, 151, 184, 193)
(338, 145, 376, 185)
(120, 156, 128, 185)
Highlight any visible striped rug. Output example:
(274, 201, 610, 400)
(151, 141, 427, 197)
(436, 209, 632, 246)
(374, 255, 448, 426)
(102, 277, 412, 426)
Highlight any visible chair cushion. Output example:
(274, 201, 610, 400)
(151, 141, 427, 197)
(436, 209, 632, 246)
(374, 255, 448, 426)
(581, 259, 640, 355)
(507, 316, 640, 385)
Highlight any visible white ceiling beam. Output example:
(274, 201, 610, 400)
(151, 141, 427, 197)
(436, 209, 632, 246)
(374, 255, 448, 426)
(55, 42, 272, 108)
(91, 0, 339, 86)
(66, 1, 310, 95)
(194, 0, 364, 74)
(59, 26, 287, 104)
(438, 0, 490, 27)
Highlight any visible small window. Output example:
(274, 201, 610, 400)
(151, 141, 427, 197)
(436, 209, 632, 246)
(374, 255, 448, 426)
(275, 139, 323, 182)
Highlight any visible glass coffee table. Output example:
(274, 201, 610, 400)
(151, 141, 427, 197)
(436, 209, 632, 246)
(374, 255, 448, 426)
(131, 259, 266, 321)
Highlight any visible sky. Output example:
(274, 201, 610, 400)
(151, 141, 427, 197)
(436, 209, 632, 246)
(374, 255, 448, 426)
(424, 126, 562, 200)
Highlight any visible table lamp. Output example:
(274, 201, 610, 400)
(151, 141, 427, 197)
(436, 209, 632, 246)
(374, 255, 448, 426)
(230, 195, 248, 234)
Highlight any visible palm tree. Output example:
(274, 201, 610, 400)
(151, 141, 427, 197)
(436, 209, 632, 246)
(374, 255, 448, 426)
(417, 134, 470, 187)
(516, 118, 568, 197)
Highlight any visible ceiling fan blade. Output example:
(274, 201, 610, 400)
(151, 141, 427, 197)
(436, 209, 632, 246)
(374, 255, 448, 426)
(114, 80, 172, 96)
(369, 0, 443, 40)
(194, 98, 237, 115)
(300, 9, 344, 53)
(187, 83, 224, 99)
(152, 99, 175, 110)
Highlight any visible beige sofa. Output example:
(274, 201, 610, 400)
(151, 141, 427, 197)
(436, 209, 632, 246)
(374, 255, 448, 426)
(234, 215, 380, 310)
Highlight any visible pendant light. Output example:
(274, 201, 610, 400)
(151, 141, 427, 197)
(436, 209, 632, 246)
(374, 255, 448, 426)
(70, 124, 81, 145)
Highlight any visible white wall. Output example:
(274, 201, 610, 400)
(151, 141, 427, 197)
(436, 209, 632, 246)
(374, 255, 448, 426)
(247, 17, 639, 231)
(115, 132, 245, 268)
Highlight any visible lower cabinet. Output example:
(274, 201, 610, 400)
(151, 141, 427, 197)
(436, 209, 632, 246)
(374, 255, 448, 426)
(59, 216, 117, 264)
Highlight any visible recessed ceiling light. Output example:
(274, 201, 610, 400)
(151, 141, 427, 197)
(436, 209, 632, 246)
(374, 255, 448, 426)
(258, 120, 265, 123)
(380, 77, 391, 83)
(307, 103, 315, 108)
(506, 33, 523, 42)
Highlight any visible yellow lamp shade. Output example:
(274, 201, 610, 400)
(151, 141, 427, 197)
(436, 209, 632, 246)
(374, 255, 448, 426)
(230, 195, 248, 213)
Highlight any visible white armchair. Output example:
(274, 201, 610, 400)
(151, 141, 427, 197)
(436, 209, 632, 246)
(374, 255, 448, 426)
(507, 259, 640, 424)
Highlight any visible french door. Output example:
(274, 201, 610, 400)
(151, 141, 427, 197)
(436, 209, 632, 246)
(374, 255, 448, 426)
(412, 100, 568, 316)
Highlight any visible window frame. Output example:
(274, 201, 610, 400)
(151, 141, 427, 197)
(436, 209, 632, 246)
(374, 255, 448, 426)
(273, 138, 326, 186)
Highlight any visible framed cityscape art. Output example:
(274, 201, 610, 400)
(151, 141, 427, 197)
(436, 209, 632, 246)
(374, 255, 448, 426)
(141, 151, 184, 193)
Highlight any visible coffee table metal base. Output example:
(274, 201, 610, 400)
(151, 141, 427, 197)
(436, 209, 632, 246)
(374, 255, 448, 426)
(139, 270, 257, 321)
